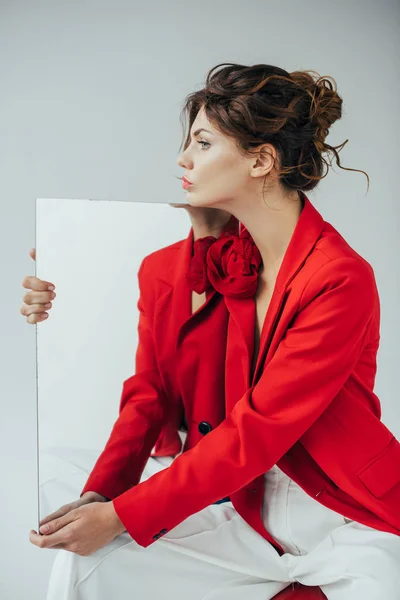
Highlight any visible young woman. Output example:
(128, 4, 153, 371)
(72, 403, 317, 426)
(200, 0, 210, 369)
(28, 63, 400, 600)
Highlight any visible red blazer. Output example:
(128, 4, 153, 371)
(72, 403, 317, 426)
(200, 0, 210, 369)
(81, 215, 238, 491)
(82, 195, 400, 554)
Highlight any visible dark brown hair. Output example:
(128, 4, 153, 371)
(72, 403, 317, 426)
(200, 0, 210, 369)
(177, 62, 369, 195)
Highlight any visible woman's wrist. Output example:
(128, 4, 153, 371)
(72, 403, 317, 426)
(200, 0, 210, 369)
(82, 491, 109, 502)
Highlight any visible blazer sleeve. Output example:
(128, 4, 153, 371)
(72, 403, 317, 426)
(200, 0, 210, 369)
(111, 256, 378, 546)
(80, 257, 170, 500)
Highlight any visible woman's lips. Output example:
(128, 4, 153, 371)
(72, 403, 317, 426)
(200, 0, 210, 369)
(182, 177, 193, 189)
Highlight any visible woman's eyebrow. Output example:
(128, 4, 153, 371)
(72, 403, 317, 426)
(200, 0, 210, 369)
(191, 127, 214, 137)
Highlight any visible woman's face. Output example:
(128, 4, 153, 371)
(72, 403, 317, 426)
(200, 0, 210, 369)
(176, 106, 261, 210)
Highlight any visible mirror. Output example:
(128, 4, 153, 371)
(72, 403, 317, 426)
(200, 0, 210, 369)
(35, 198, 192, 529)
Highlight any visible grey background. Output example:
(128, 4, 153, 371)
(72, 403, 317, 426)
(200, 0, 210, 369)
(1, 1, 399, 598)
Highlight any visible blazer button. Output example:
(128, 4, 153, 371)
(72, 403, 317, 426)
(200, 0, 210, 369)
(153, 528, 168, 540)
(198, 421, 212, 435)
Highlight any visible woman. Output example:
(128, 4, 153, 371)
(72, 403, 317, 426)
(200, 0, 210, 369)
(28, 63, 400, 600)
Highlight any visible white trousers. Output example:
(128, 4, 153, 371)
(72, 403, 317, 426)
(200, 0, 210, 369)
(45, 453, 400, 600)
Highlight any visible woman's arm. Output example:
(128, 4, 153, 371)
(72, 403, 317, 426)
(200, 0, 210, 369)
(80, 208, 237, 500)
(79, 257, 170, 500)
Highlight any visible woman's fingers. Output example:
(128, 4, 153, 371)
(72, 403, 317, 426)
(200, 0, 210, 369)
(21, 253, 56, 323)
(39, 504, 72, 527)
(24, 311, 49, 323)
(22, 274, 55, 295)
(39, 496, 93, 527)
(21, 303, 51, 323)
(21, 286, 55, 304)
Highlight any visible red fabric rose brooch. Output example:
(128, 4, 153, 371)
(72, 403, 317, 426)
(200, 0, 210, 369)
(186, 226, 262, 299)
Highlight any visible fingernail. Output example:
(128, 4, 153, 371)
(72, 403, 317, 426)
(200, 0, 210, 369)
(48, 285, 55, 291)
(41, 525, 50, 533)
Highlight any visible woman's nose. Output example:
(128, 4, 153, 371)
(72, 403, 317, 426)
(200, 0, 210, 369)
(177, 147, 192, 168)
(177, 154, 186, 168)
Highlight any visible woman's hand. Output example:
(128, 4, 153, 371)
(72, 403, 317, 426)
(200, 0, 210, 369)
(38, 491, 108, 529)
(20, 248, 56, 323)
(29, 500, 125, 556)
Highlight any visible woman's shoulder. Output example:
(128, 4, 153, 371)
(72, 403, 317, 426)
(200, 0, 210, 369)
(308, 220, 376, 278)
(298, 221, 379, 309)
(138, 237, 187, 285)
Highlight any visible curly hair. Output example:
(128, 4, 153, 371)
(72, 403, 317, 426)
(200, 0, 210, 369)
(177, 62, 369, 195)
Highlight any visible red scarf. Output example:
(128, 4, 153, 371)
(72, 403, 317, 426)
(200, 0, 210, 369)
(186, 221, 262, 299)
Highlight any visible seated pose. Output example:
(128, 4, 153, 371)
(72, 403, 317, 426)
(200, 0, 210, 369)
(26, 62, 400, 600)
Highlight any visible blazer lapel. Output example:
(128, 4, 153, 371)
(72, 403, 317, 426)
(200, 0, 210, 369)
(154, 197, 324, 395)
(155, 215, 240, 352)
(175, 227, 219, 350)
(225, 195, 326, 399)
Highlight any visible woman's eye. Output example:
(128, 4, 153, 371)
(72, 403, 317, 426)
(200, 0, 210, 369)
(198, 140, 210, 149)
